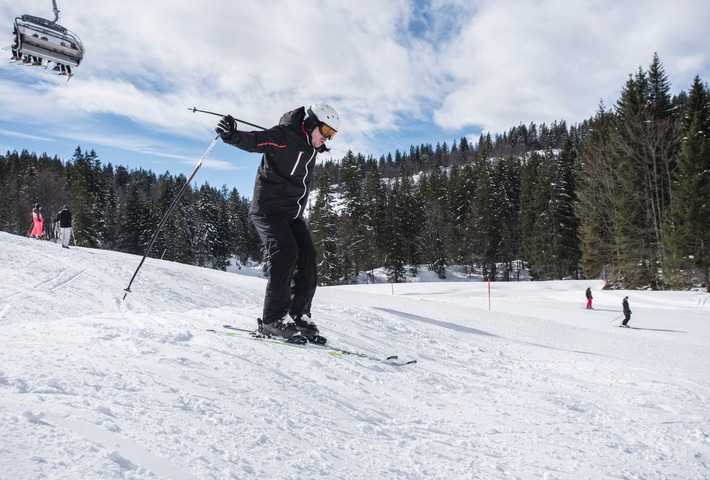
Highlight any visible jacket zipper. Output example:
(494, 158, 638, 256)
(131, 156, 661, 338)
(290, 151, 303, 176)
(294, 150, 316, 219)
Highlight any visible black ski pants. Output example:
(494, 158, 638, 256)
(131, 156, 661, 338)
(251, 214, 317, 323)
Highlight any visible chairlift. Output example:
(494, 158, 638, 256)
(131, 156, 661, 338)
(10, 0, 84, 75)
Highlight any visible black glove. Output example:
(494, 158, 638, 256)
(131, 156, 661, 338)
(216, 115, 237, 138)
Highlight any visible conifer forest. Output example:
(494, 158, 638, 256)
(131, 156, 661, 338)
(1, 55, 708, 291)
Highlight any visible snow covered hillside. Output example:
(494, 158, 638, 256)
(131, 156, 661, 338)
(0, 231, 708, 480)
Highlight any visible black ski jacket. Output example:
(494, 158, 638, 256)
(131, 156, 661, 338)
(622, 299, 631, 315)
(221, 106, 321, 219)
(56, 209, 72, 228)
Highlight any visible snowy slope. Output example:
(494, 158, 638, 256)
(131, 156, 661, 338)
(0, 231, 708, 480)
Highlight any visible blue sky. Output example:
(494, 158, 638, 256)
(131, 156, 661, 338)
(2, 0, 709, 198)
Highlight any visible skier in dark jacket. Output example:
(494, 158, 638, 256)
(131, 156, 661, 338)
(621, 296, 632, 327)
(216, 103, 340, 343)
(55, 204, 72, 248)
(585, 287, 593, 309)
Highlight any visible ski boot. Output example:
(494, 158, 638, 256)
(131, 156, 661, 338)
(258, 317, 307, 344)
(293, 315, 327, 345)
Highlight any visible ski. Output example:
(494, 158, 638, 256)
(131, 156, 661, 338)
(209, 326, 417, 366)
(208, 329, 311, 349)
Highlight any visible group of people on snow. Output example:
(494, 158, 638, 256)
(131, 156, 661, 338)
(28, 203, 72, 248)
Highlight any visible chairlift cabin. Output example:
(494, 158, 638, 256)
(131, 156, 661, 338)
(10, 1, 84, 69)
(14, 15, 84, 67)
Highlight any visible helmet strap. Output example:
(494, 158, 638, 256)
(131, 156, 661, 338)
(303, 116, 318, 133)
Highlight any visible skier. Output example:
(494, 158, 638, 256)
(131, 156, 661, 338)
(54, 63, 72, 77)
(621, 296, 632, 327)
(30, 204, 44, 239)
(10, 26, 20, 61)
(55, 204, 72, 249)
(585, 287, 593, 309)
(215, 103, 340, 342)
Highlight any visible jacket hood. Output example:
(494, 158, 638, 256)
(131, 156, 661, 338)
(279, 106, 307, 129)
(278, 106, 330, 153)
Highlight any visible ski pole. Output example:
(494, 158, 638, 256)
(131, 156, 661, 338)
(122, 135, 220, 300)
(609, 315, 622, 323)
(188, 107, 267, 130)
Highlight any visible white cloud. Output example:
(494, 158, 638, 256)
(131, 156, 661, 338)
(433, 0, 710, 133)
(0, 127, 54, 142)
(1, 0, 709, 162)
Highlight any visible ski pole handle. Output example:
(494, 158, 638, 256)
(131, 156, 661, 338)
(188, 107, 267, 130)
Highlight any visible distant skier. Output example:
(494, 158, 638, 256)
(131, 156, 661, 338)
(621, 296, 632, 327)
(30, 204, 44, 239)
(585, 287, 593, 309)
(53, 63, 72, 77)
(216, 103, 340, 343)
(55, 204, 72, 249)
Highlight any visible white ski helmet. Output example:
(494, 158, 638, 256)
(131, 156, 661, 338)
(307, 103, 340, 135)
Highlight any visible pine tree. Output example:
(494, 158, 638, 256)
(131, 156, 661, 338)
(225, 188, 246, 266)
(338, 151, 367, 281)
(492, 156, 523, 280)
(194, 185, 230, 269)
(150, 174, 175, 261)
(419, 162, 449, 278)
(576, 103, 622, 282)
(612, 56, 679, 288)
(446, 164, 467, 264)
(664, 75, 710, 290)
(523, 148, 579, 280)
(309, 170, 342, 285)
(67, 147, 104, 247)
(383, 179, 407, 283)
(120, 182, 152, 255)
(399, 172, 424, 272)
(452, 162, 479, 276)
(100, 164, 121, 250)
(360, 161, 388, 279)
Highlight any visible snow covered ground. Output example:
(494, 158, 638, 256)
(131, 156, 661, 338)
(0, 230, 708, 480)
